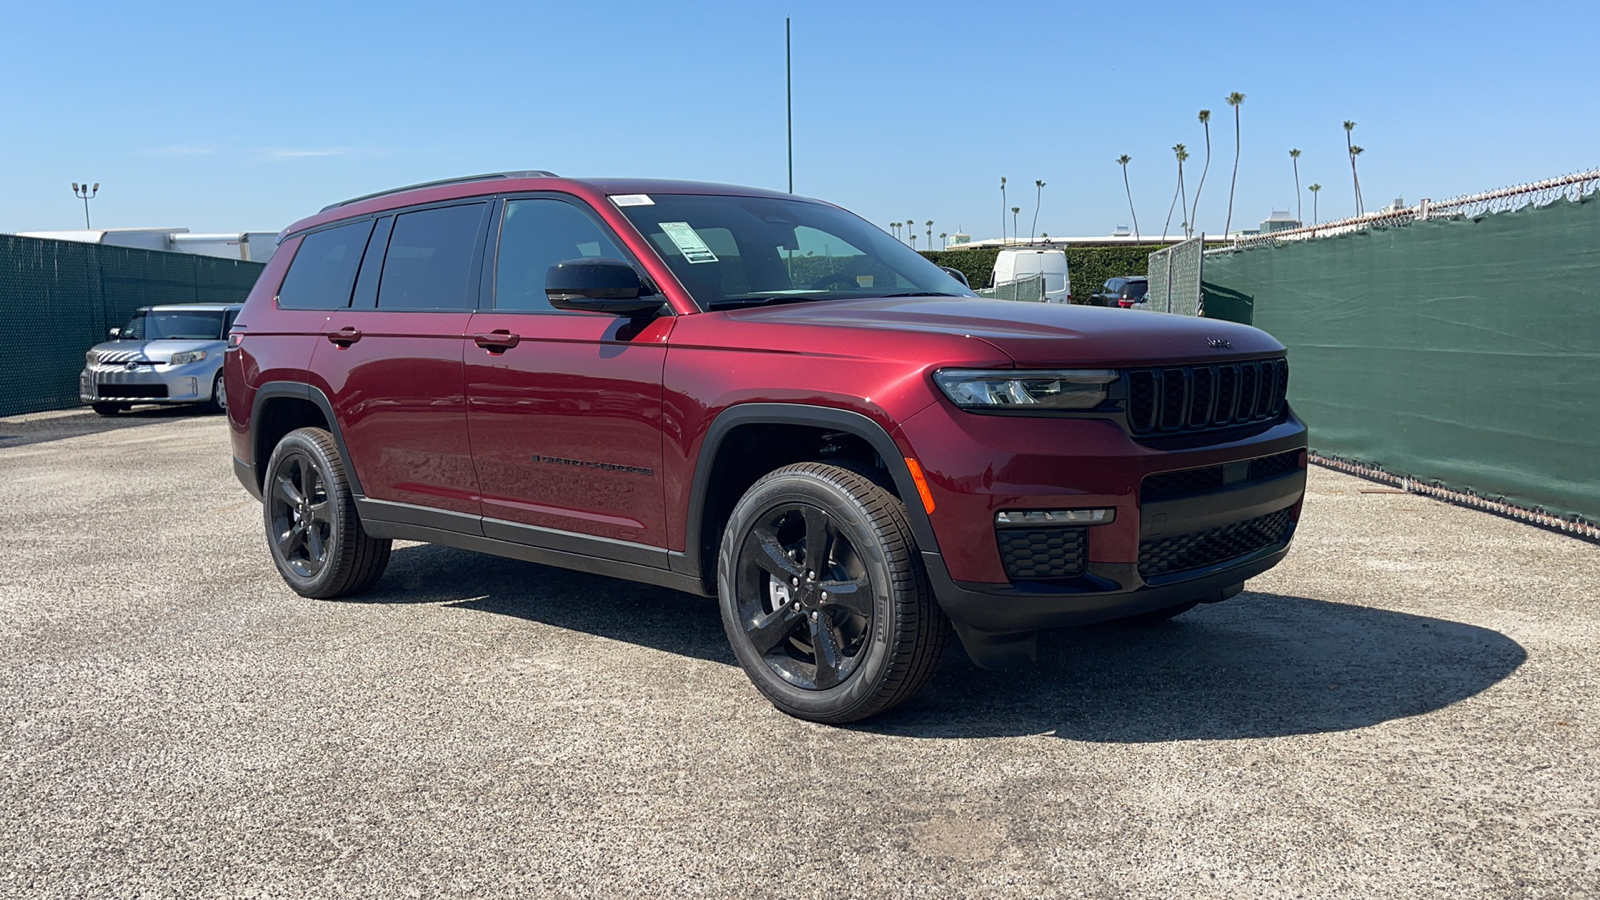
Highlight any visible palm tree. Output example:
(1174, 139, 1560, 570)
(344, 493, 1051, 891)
(1000, 177, 1008, 244)
(1011, 207, 1021, 243)
(1350, 146, 1366, 215)
(1343, 121, 1363, 215)
(889, 222, 900, 240)
(1162, 143, 1189, 241)
(939, 231, 948, 250)
(1190, 109, 1212, 237)
(1308, 183, 1321, 225)
(1223, 92, 1245, 237)
(909, 233, 917, 250)
(1116, 155, 1140, 241)
(926, 219, 933, 249)
(1030, 180, 1045, 242)
(1289, 149, 1302, 225)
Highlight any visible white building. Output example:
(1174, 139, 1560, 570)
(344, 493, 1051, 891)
(15, 228, 278, 263)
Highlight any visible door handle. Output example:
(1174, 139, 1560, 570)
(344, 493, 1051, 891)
(473, 330, 521, 351)
(325, 327, 363, 347)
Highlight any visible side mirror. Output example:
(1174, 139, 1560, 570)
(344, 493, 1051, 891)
(546, 258, 663, 316)
(940, 266, 971, 289)
(107, 327, 122, 339)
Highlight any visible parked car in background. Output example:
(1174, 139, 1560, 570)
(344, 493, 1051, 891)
(80, 303, 240, 416)
(1092, 276, 1149, 308)
(991, 247, 1072, 303)
(228, 172, 1305, 724)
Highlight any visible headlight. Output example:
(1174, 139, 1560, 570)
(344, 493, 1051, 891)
(85, 350, 99, 365)
(934, 369, 1118, 410)
(169, 350, 208, 365)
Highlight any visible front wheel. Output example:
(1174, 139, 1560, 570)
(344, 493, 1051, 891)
(206, 370, 226, 414)
(718, 462, 948, 724)
(262, 427, 391, 599)
(90, 402, 123, 417)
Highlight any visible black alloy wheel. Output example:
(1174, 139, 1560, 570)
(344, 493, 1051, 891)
(262, 427, 391, 599)
(735, 500, 875, 691)
(268, 449, 333, 580)
(719, 462, 948, 723)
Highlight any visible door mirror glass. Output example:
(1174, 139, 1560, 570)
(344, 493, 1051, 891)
(940, 266, 970, 289)
(546, 258, 661, 315)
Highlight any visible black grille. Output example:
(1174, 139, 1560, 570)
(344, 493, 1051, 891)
(1139, 508, 1294, 579)
(95, 383, 168, 399)
(1126, 358, 1288, 437)
(1142, 449, 1303, 503)
(998, 526, 1087, 582)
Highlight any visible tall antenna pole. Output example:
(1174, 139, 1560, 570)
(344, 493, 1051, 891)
(786, 17, 793, 193)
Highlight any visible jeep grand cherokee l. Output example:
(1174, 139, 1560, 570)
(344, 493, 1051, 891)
(226, 171, 1307, 723)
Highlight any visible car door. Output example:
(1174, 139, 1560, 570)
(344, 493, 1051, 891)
(464, 195, 671, 556)
(312, 201, 490, 521)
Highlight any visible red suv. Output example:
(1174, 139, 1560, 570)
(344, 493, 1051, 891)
(227, 172, 1306, 723)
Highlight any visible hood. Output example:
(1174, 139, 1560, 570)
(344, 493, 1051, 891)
(88, 338, 220, 364)
(726, 296, 1283, 367)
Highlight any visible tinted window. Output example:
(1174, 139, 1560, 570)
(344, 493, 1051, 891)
(495, 199, 627, 312)
(277, 220, 375, 309)
(1124, 281, 1149, 300)
(376, 204, 486, 310)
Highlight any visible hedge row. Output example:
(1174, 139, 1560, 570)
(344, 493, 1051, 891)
(919, 245, 1168, 303)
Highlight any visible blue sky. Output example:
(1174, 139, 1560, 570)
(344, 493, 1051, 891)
(3, 0, 1596, 240)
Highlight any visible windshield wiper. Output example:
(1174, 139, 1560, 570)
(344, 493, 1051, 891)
(871, 292, 966, 298)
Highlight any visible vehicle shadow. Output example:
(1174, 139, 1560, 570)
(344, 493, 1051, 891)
(372, 545, 1526, 742)
(0, 405, 211, 449)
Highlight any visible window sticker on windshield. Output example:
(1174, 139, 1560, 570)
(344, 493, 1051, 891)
(610, 194, 654, 207)
(856, 275, 874, 287)
(660, 222, 719, 264)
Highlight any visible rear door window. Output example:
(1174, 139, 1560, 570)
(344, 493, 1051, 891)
(376, 203, 488, 310)
(276, 220, 376, 309)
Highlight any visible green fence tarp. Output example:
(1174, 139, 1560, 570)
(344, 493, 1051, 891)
(1202, 195, 1600, 523)
(0, 235, 265, 418)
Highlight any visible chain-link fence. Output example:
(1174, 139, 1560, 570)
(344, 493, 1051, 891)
(1144, 235, 1204, 315)
(0, 234, 265, 418)
(975, 273, 1047, 303)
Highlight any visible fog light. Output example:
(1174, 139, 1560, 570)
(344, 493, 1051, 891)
(995, 508, 1115, 525)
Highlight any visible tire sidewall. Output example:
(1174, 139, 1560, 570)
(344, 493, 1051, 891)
(263, 429, 349, 597)
(718, 469, 904, 720)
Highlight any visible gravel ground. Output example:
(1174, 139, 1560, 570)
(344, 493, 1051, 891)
(2, 408, 1596, 899)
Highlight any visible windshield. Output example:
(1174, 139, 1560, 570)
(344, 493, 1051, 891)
(615, 194, 976, 310)
(123, 310, 228, 341)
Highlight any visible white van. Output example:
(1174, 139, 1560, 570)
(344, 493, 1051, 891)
(992, 248, 1072, 303)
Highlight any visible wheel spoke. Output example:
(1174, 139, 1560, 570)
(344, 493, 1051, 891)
(749, 526, 805, 582)
(809, 613, 847, 689)
(802, 507, 836, 571)
(275, 474, 304, 507)
(816, 575, 872, 618)
(297, 461, 316, 503)
(307, 500, 332, 526)
(275, 524, 301, 556)
(305, 525, 326, 565)
(747, 603, 805, 655)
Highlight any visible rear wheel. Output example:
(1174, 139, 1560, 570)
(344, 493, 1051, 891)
(90, 402, 123, 417)
(263, 427, 391, 599)
(718, 462, 947, 724)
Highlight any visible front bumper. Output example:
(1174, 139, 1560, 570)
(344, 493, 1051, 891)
(897, 397, 1308, 638)
(80, 363, 216, 405)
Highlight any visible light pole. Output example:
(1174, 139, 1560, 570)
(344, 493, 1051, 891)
(71, 182, 100, 229)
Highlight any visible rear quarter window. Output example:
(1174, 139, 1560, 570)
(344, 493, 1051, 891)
(276, 220, 375, 309)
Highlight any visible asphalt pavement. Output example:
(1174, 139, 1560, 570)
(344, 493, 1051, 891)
(1, 408, 1596, 898)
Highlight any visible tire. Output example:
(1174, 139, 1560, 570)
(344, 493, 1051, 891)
(206, 370, 226, 414)
(90, 402, 123, 417)
(262, 427, 391, 599)
(1112, 599, 1199, 625)
(718, 462, 948, 724)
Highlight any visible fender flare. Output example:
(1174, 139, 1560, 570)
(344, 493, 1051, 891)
(677, 403, 943, 586)
(247, 381, 362, 496)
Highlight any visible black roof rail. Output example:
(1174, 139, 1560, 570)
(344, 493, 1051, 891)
(319, 170, 559, 212)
